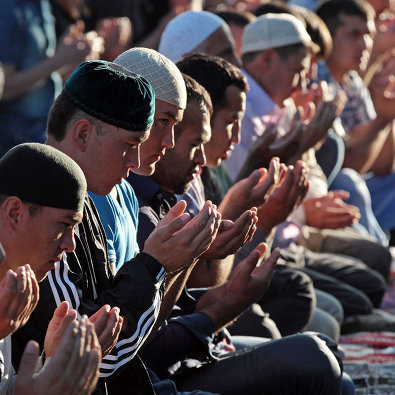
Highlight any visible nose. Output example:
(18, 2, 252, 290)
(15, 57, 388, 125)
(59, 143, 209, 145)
(195, 145, 207, 167)
(60, 227, 77, 253)
(126, 145, 140, 170)
(163, 127, 175, 149)
(231, 121, 241, 145)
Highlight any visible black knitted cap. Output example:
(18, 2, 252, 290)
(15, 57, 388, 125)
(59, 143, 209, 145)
(0, 143, 87, 211)
(64, 60, 155, 132)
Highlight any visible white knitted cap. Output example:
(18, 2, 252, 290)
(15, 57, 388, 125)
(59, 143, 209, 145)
(114, 47, 187, 109)
(242, 13, 311, 55)
(158, 11, 228, 63)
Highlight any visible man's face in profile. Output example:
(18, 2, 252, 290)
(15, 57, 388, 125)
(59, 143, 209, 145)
(11, 204, 82, 281)
(152, 100, 211, 194)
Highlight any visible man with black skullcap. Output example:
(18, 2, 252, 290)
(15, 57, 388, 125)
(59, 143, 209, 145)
(0, 143, 101, 394)
(13, 60, 220, 394)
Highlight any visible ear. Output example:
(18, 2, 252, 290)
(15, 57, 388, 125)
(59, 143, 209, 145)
(71, 119, 95, 152)
(1, 197, 25, 233)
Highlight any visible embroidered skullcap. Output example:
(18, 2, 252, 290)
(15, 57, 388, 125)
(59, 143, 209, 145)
(114, 48, 187, 109)
(0, 143, 87, 211)
(64, 60, 155, 132)
(159, 11, 230, 63)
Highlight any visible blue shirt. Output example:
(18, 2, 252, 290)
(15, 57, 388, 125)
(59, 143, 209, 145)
(0, 0, 62, 155)
(317, 62, 376, 134)
(89, 180, 140, 271)
(225, 70, 295, 180)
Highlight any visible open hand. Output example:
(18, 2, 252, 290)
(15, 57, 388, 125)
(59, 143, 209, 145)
(144, 200, 220, 273)
(257, 161, 309, 236)
(202, 209, 258, 259)
(303, 190, 360, 229)
(0, 265, 39, 339)
(88, 305, 123, 356)
(16, 317, 101, 395)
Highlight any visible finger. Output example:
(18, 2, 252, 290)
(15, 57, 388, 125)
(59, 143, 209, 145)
(218, 219, 234, 233)
(90, 305, 110, 336)
(191, 205, 219, 253)
(246, 168, 268, 190)
(76, 337, 101, 395)
(29, 269, 40, 312)
(48, 301, 70, 332)
(16, 266, 27, 294)
(328, 190, 350, 201)
(62, 322, 86, 389)
(153, 212, 190, 242)
(48, 320, 79, 376)
(98, 307, 119, 354)
(181, 201, 213, 236)
(253, 248, 280, 279)
(268, 157, 281, 185)
(157, 200, 187, 227)
(16, 341, 40, 388)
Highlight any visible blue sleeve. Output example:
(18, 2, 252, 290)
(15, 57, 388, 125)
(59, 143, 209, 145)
(0, 1, 24, 65)
(88, 192, 117, 263)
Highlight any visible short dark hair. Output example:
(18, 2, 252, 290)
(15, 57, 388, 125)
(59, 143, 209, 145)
(253, 1, 300, 18)
(47, 91, 110, 141)
(292, 5, 333, 60)
(316, 0, 375, 36)
(177, 53, 248, 114)
(182, 73, 213, 117)
(215, 9, 256, 27)
(47, 91, 80, 141)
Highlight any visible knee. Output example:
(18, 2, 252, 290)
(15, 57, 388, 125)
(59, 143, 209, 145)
(278, 334, 342, 393)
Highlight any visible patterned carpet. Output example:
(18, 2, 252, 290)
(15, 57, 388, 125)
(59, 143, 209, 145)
(340, 257, 395, 394)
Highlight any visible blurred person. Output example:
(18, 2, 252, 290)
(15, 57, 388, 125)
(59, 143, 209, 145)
(215, 9, 257, 59)
(0, 0, 101, 157)
(0, 143, 101, 395)
(159, 10, 240, 66)
(317, 0, 395, 237)
(97, 18, 132, 62)
(227, 13, 389, 324)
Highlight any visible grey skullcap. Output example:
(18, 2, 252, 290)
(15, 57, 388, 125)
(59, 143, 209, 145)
(0, 143, 87, 212)
(114, 48, 187, 109)
(158, 11, 231, 63)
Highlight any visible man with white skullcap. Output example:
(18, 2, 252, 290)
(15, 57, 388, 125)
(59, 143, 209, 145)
(115, 47, 187, 176)
(159, 10, 240, 66)
(89, 48, 189, 271)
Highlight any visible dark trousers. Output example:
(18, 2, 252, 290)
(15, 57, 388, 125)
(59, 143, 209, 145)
(173, 333, 342, 395)
(281, 244, 386, 317)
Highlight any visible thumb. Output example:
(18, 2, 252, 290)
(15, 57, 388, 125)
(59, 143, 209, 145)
(253, 247, 280, 277)
(329, 190, 350, 200)
(154, 212, 190, 242)
(157, 200, 187, 227)
(47, 301, 69, 333)
(232, 242, 268, 279)
(245, 168, 266, 188)
(17, 341, 40, 384)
